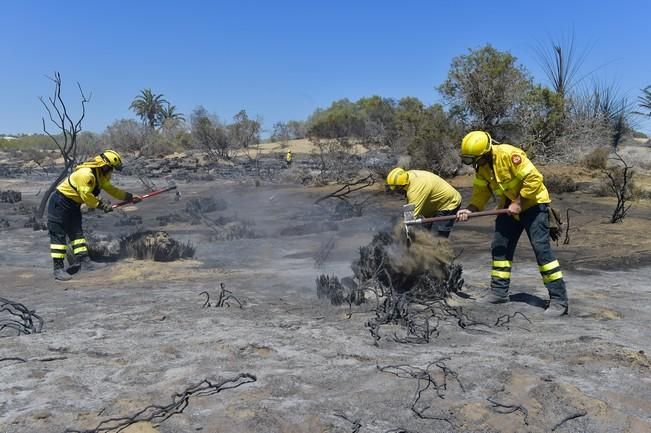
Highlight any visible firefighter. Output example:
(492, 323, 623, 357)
(455, 131, 568, 316)
(47, 150, 141, 281)
(386, 167, 462, 238)
(285, 149, 293, 167)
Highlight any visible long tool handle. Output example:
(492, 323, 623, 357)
(112, 185, 178, 208)
(405, 208, 509, 226)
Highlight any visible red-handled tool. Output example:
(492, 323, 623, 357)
(112, 185, 178, 209)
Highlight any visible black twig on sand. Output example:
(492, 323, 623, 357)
(385, 429, 419, 433)
(551, 410, 587, 431)
(379, 358, 464, 425)
(487, 397, 529, 425)
(200, 291, 211, 308)
(334, 412, 362, 433)
(65, 374, 257, 433)
(494, 311, 532, 331)
(367, 291, 491, 345)
(200, 283, 243, 308)
(0, 357, 27, 365)
(0, 297, 43, 336)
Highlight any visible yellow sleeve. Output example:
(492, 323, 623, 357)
(515, 158, 542, 200)
(70, 170, 100, 208)
(468, 176, 492, 211)
(102, 181, 129, 201)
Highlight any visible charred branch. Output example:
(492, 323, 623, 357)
(379, 359, 462, 425)
(65, 374, 257, 433)
(333, 412, 362, 433)
(315, 174, 375, 205)
(37, 72, 90, 219)
(493, 311, 532, 331)
(604, 151, 633, 223)
(487, 397, 529, 425)
(0, 357, 27, 365)
(0, 297, 44, 336)
(200, 283, 243, 308)
(551, 410, 588, 431)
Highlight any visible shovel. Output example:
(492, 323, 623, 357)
(112, 184, 178, 209)
(402, 204, 509, 244)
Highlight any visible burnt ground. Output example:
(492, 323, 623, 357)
(1, 168, 651, 433)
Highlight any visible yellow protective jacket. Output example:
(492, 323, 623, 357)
(406, 170, 462, 217)
(469, 144, 550, 212)
(56, 164, 128, 208)
(286, 152, 292, 162)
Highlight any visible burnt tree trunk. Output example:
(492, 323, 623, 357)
(36, 72, 89, 219)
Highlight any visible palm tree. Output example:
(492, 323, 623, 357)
(129, 89, 168, 129)
(637, 86, 651, 117)
(159, 103, 185, 123)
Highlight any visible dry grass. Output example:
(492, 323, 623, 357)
(232, 138, 370, 157)
(544, 173, 579, 194)
(582, 147, 610, 170)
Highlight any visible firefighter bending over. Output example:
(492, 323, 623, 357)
(386, 168, 462, 238)
(47, 150, 141, 281)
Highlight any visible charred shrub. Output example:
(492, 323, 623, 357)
(0, 190, 22, 203)
(120, 231, 195, 261)
(88, 231, 195, 262)
(316, 275, 365, 306)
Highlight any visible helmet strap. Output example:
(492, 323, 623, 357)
(473, 151, 492, 171)
(99, 153, 111, 165)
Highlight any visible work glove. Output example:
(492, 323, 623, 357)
(97, 200, 113, 213)
(456, 209, 472, 222)
(124, 192, 142, 203)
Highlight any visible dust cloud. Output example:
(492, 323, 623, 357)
(384, 222, 454, 282)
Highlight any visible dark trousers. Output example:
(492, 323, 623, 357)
(490, 204, 567, 305)
(47, 191, 89, 269)
(423, 206, 460, 238)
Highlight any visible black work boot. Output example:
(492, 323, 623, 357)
(53, 260, 72, 281)
(544, 301, 568, 317)
(476, 290, 509, 304)
(80, 255, 105, 272)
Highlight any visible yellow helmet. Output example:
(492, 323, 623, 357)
(99, 150, 123, 171)
(460, 131, 492, 165)
(386, 167, 409, 190)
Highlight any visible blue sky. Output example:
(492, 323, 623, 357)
(2, 0, 651, 135)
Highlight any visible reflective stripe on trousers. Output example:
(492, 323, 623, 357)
(71, 237, 88, 255)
